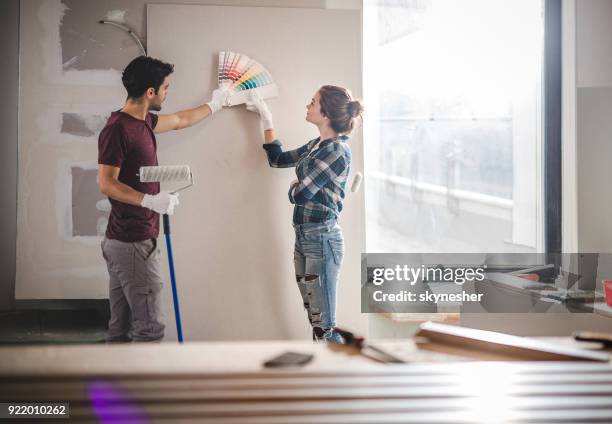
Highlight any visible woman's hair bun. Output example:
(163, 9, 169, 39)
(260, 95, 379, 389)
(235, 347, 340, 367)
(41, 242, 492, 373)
(348, 99, 364, 118)
(318, 85, 364, 134)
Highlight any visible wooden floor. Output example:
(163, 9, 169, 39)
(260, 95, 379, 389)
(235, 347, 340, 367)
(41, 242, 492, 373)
(1, 340, 612, 423)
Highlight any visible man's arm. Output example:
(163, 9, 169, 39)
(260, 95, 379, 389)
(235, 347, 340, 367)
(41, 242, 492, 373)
(98, 164, 145, 206)
(153, 88, 230, 134)
(154, 104, 213, 134)
(99, 165, 180, 214)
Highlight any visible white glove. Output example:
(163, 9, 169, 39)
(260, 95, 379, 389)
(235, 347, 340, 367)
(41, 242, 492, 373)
(206, 88, 231, 114)
(245, 91, 274, 130)
(141, 191, 180, 215)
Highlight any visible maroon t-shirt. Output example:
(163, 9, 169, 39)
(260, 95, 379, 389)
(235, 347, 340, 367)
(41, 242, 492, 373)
(98, 111, 160, 242)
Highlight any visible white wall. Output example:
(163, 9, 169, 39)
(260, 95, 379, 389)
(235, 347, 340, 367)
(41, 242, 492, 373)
(147, 4, 364, 341)
(577, 88, 612, 253)
(576, 0, 612, 88)
(576, 0, 612, 254)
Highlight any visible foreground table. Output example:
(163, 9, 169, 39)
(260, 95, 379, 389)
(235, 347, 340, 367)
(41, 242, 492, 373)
(1, 340, 611, 423)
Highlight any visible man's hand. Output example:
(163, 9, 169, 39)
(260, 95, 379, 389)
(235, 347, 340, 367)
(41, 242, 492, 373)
(141, 191, 180, 215)
(245, 91, 274, 130)
(206, 88, 231, 114)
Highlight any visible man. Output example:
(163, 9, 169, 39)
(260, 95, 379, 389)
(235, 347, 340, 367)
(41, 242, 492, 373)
(98, 55, 229, 342)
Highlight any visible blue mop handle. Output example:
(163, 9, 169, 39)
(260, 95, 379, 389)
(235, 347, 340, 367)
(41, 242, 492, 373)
(163, 214, 184, 343)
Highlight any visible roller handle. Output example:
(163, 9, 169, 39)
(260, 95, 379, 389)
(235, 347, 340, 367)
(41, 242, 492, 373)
(163, 214, 171, 235)
(162, 213, 183, 343)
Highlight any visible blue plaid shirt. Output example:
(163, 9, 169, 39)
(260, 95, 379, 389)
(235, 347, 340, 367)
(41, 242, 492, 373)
(263, 136, 351, 224)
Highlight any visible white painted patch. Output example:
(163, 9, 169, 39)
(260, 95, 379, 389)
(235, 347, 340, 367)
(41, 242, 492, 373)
(103, 9, 127, 23)
(46, 265, 109, 281)
(95, 199, 111, 212)
(96, 216, 109, 236)
(56, 159, 74, 240)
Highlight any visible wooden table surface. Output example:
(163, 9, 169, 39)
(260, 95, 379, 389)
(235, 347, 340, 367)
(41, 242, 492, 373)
(1, 338, 611, 423)
(0, 339, 464, 378)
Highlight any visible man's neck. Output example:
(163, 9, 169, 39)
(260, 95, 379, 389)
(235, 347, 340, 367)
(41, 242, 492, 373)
(120, 100, 148, 121)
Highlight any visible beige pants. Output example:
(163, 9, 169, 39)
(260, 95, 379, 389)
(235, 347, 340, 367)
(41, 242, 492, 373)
(101, 238, 165, 342)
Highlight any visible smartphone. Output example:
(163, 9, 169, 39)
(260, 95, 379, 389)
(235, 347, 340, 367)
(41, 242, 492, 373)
(263, 351, 314, 368)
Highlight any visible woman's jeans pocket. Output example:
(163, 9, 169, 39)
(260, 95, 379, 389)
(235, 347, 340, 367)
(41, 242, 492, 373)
(327, 238, 344, 265)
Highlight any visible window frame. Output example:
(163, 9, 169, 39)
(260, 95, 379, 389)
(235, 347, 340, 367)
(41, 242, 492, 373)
(544, 0, 563, 255)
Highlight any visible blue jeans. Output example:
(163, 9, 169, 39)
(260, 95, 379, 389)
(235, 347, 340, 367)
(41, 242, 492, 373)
(293, 219, 345, 343)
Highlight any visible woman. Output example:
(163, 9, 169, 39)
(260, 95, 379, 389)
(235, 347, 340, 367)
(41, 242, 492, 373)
(246, 85, 363, 343)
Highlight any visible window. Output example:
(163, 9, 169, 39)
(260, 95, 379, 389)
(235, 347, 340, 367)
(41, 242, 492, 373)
(364, 0, 546, 253)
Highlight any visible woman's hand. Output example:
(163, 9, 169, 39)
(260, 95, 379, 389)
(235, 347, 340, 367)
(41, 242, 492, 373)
(245, 91, 274, 130)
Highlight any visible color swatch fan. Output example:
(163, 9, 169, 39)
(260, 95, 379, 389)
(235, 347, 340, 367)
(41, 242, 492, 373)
(218, 51, 279, 106)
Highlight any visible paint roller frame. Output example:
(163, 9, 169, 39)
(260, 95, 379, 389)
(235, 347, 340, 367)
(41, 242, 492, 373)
(139, 165, 194, 194)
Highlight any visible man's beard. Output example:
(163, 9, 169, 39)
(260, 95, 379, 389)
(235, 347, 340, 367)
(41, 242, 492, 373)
(150, 102, 162, 112)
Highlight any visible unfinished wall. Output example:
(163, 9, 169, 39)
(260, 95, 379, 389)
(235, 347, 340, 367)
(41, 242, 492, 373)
(17, 0, 134, 301)
(17, 0, 364, 341)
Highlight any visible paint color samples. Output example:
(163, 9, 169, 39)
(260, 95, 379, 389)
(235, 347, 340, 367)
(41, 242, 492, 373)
(218, 51, 278, 106)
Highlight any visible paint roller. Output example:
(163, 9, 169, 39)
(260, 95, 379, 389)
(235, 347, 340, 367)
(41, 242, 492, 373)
(350, 172, 363, 193)
(139, 165, 194, 343)
(139, 165, 194, 193)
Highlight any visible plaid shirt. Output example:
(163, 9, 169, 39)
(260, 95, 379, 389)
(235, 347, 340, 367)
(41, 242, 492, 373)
(263, 136, 351, 224)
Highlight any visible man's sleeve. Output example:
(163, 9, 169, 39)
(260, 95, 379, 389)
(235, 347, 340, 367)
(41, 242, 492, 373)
(98, 124, 127, 167)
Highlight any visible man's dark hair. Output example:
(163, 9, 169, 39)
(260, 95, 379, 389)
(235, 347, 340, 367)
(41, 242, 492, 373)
(122, 56, 174, 99)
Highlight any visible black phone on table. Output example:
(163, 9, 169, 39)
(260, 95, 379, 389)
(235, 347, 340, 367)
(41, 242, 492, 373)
(263, 351, 314, 368)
